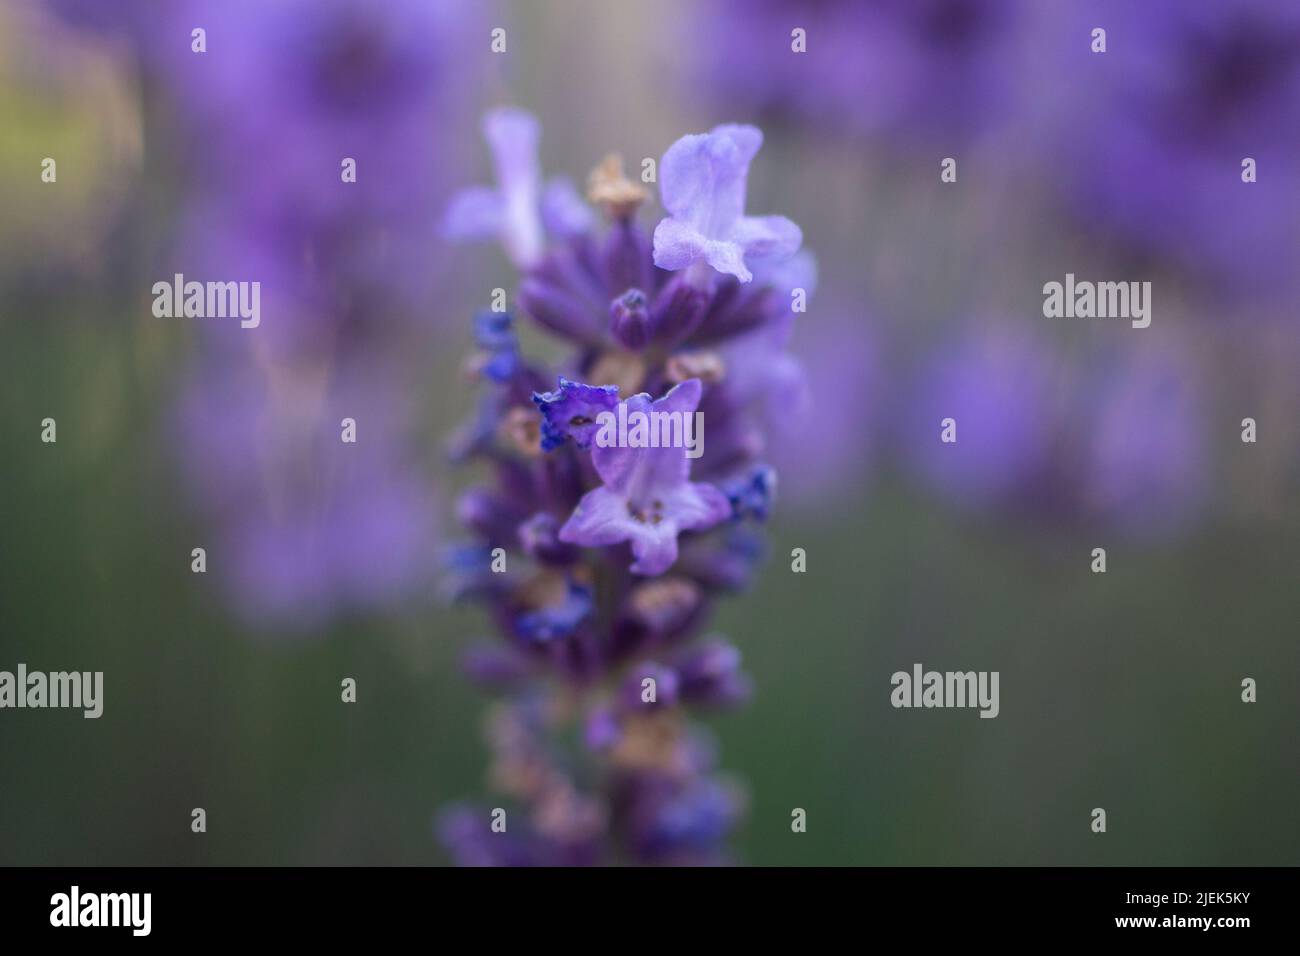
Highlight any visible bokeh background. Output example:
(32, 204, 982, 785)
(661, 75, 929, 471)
(2, 0, 1298, 865)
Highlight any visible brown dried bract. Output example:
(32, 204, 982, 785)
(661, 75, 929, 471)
(587, 153, 649, 218)
(666, 350, 726, 384)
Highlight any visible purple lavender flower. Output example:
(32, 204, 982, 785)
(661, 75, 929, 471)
(653, 125, 801, 283)
(559, 380, 732, 576)
(532, 378, 620, 451)
(438, 110, 807, 864)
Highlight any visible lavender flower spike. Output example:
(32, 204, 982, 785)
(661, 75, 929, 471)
(443, 108, 547, 267)
(441, 113, 807, 864)
(559, 379, 731, 575)
(653, 124, 802, 283)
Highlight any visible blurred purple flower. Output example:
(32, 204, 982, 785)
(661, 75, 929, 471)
(175, 360, 438, 630)
(443, 107, 594, 269)
(1070, 349, 1210, 536)
(1039, 0, 1300, 298)
(148, 0, 485, 628)
(160, 0, 483, 340)
(676, 638, 753, 709)
(443, 108, 546, 268)
(775, 313, 878, 507)
(896, 324, 1211, 537)
(694, 0, 1027, 145)
(898, 325, 1058, 508)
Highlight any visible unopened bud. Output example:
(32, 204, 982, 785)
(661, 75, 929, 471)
(610, 289, 651, 349)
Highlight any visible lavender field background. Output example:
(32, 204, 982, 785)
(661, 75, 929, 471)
(1, 0, 1298, 865)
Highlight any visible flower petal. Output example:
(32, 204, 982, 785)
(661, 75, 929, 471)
(730, 214, 802, 264)
(532, 378, 620, 451)
(558, 485, 637, 547)
(653, 124, 799, 285)
(652, 216, 707, 273)
(442, 186, 504, 240)
(653, 216, 754, 282)
(483, 107, 544, 266)
(664, 481, 732, 532)
(542, 177, 595, 238)
(558, 381, 727, 577)
(751, 248, 818, 299)
(591, 380, 704, 494)
(483, 107, 540, 192)
(659, 124, 762, 230)
(700, 239, 752, 283)
(627, 522, 684, 576)
(655, 377, 703, 416)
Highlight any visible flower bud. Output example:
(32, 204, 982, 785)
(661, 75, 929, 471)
(518, 511, 580, 565)
(610, 288, 651, 349)
(651, 274, 711, 345)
